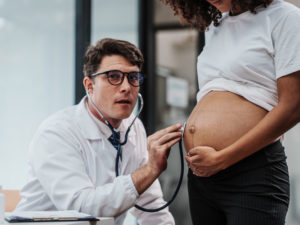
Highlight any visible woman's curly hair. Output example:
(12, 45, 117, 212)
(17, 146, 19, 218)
(160, 0, 273, 31)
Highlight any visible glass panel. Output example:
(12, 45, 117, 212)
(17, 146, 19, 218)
(283, 2, 300, 225)
(285, 125, 300, 225)
(155, 29, 198, 225)
(154, 0, 181, 25)
(91, 0, 138, 46)
(0, 0, 75, 189)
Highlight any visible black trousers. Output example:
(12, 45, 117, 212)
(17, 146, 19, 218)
(188, 141, 290, 225)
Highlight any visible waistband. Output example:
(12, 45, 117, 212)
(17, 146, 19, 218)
(212, 140, 286, 178)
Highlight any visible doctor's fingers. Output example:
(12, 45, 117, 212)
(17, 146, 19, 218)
(149, 135, 181, 152)
(156, 131, 182, 146)
(148, 137, 180, 162)
(158, 137, 181, 158)
(149, 123, 182, 141)
(162, 136, 181, 150)
(148, 131, 181, 149)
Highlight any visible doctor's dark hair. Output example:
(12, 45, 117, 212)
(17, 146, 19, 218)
(83, 38, 144, 77)
(160, 0, 273, 31)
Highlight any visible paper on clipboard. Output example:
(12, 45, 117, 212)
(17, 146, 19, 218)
(5, 210, 99, 222)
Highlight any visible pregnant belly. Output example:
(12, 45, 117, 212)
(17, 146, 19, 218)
(183, 91, 268, 152)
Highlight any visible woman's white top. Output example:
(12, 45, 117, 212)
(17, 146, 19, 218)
(16, 96, 174, 225)
(197, 0, 300, 111)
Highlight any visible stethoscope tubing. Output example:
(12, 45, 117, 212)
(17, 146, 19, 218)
(87, 91, 184, 212)
(115, 139, 184, 212)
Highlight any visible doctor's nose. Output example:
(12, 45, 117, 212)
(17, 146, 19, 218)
(120, 76, 132, 92)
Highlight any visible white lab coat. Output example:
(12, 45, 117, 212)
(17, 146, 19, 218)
(16, 96, 175, 225)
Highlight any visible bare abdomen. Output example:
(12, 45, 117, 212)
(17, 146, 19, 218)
(184, 91, 268, 152)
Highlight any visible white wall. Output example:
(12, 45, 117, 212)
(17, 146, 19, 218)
(0, 0, 75, 189)
(91, 0, 138, 46)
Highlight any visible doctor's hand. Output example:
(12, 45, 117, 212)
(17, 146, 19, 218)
(131, 123, 182, 195)
(147, 123, 182, 175)
(185, 146, 224, 177)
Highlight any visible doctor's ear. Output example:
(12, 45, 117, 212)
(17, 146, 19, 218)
(87, 86, 93, 95)
(83, 76, 94, 94)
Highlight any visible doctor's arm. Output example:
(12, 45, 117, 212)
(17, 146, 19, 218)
(131, 123, 182, 195)
(129, 122, 180, 225)
(31, 122, 181, 218)
(31, 125, 138, 217)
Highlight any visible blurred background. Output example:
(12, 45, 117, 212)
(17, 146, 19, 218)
(0, 0, 299, 224)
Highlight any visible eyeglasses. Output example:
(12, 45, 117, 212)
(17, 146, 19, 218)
(89, 70, 144, 87)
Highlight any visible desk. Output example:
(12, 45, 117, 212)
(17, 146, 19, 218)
(3, 218, 114, 225)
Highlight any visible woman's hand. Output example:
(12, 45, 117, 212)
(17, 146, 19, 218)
(185, 146, 224, 177)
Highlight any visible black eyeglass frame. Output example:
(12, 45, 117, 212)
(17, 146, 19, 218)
(89, 70, 144, 87)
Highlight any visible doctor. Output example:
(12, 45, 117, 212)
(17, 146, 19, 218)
(16, 38, 182, 225)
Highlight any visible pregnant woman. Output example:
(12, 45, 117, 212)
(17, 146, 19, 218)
(161, 0, 300, 224)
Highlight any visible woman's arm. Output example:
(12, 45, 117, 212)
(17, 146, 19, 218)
(186, 71, 300, 177)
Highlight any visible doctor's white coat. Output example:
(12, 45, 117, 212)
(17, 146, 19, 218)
(16, 96, 175, 225)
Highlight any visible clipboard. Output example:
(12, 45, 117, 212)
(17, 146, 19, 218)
(5, 211, 99, 223)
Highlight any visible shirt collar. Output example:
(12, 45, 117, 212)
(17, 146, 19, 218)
(75, 96, 136, 141)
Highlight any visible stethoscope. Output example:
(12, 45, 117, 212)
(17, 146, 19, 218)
(86, 90, 185, 212)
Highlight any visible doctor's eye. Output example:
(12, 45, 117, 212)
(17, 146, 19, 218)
(128, 72, 139, 81)
(107, 71, 123, 83)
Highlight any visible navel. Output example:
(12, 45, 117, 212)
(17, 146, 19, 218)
(188, 125, 196, 134)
